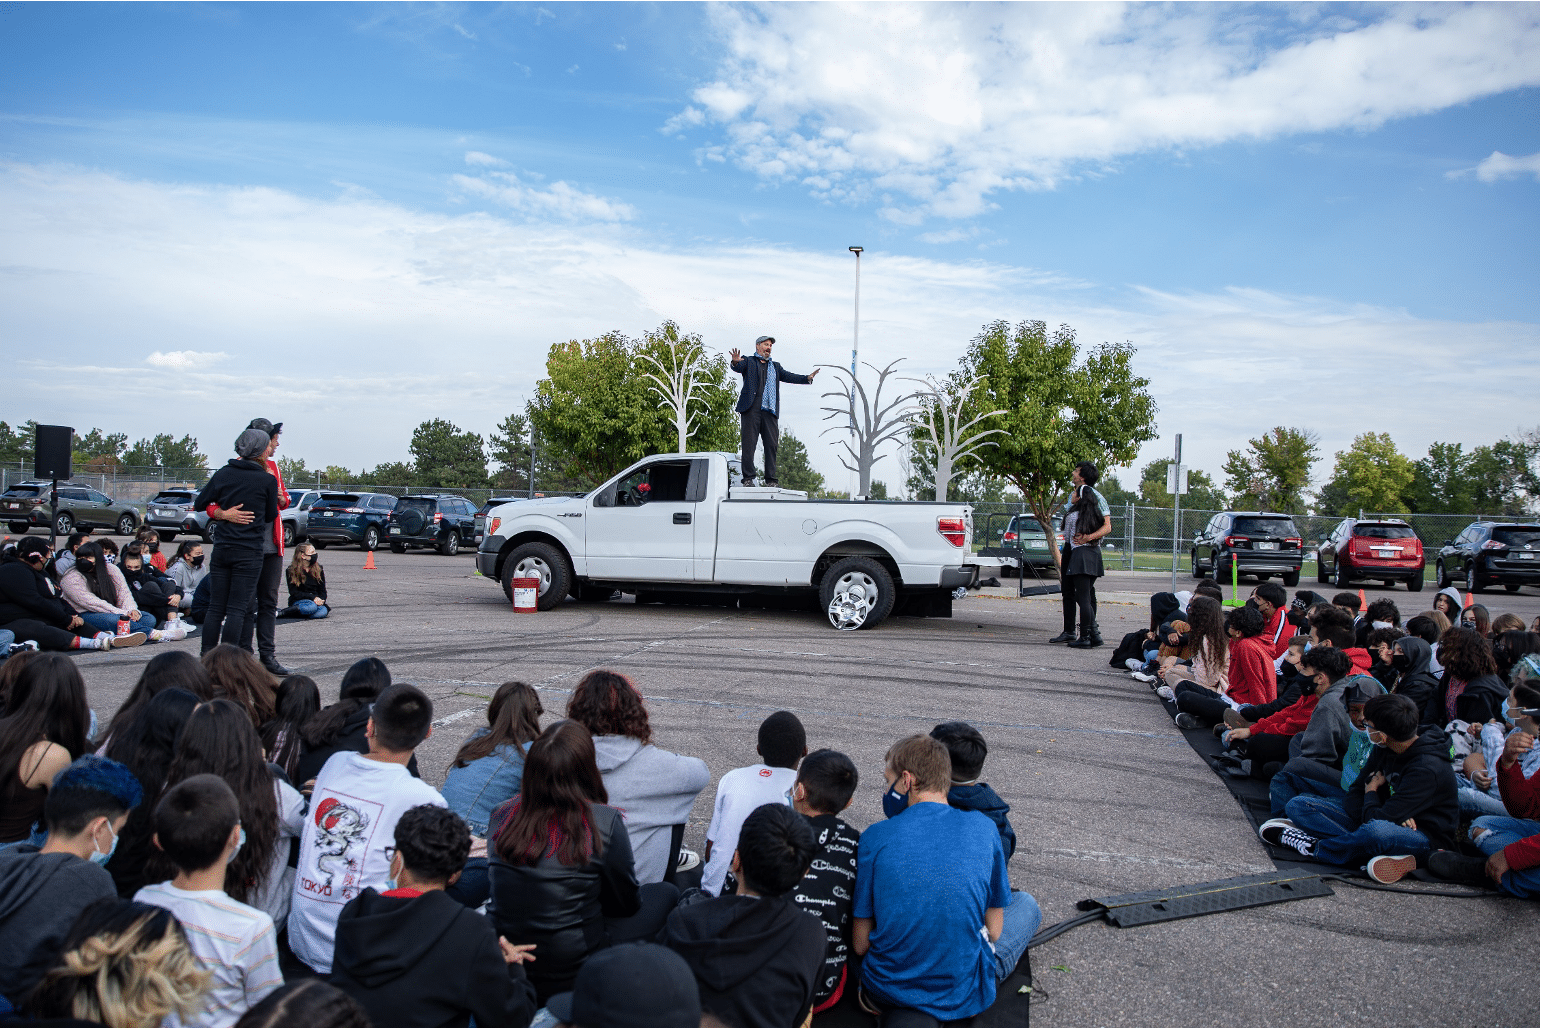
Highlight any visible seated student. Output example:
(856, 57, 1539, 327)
(1251, 582, 1293, 660)
(167, 541, 208, 616)
(1267, 656, 1377, 816)
(566, 670, 710, 884)
(330, 805, 537, 1027)
(662, 803, 827, 1028)
(1263, 694, 1459, 883)
(0, 536, 113, 652)
(0, 653, 91, 851)
(105, 689, 203, 899)
(1384, 635, 1441, 722)
(1366, 625, 1406, 690)
(931, 721, 1016, 860)
(0, 754, 141, 1005)
(787, 749, 861, 1012)
(854, 735, 1040, 1023)
(25, 897, 211, 1027)
(119, 543, 185, 635)
(293, 657, 419, 786)
(1331, 592, 1363, 625)
(1311, 605, 1372, 675)
(1407, 610, 1450, 676)
(135, 774, 283, 1027)
(702, 710, 807, 896)
(260, 674, 322, 783)
(280, 543, 329, 619)
(487, 720, 678, 1003)
(1225, 635, 1311, 731)
(1223, 632, 1358, 779)
(1355, 598, 1401, 648)
(1433, 586, 1463, 625)
(235, 979, 371, 1028)
(1428, 675, 1538, 897)
(289, 683, 444, 975)
(442, 680, 543, 838)
(1460, 603, 1491, 639)
(1427, 627, 1508, 727)
(59, 541, 163, 644)
(545, 943, 702, 1029)
(1161, 598, 1233, 728)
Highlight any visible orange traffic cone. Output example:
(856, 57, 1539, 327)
(1357, 589, 1367, 612)
(363, 550, 377, 570)
(1465, 592, 1473, 611)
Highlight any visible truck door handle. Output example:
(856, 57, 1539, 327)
(673, 512, 692, 525)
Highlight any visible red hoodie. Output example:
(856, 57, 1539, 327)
(1342, 647, 1371, 676)
(1226, 635, 1277, 707)
(1263, 605, 1292, 660)
(1497, 754, 1538, 872)
(1249, 691, 1319, 737)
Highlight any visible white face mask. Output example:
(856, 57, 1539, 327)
(89, 821, 118, 865)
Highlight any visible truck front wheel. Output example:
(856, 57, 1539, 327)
(501, 542, 572, 611)
(820, 557, 895, 630)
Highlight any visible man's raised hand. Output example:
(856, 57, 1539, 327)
(729, 348, 742, 362)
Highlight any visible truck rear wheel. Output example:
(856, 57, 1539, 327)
(501, 541, 571, 611)
(820, 557, 895, 630)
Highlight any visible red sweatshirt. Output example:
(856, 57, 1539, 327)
(1263, 606, 1291, 660)
(1342, 647, 1371, 676)
(1249, 692, 1319, 738)
(1226, 635, 1277, 707)
(1497, 754, 1539, 872)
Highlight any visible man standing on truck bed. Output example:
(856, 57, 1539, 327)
(730, 336, 819, 487)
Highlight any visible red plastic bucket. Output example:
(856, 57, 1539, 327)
(512, 577, 540, 613)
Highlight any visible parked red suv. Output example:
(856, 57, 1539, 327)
(1316, 518, 1424, 591)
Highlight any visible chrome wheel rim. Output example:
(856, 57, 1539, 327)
(827, 570, 878, 630)
(514, 556, 552, 593)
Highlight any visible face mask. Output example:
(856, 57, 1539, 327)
(226, 826, 246, 865)
(308, 555, 318, 564)
(1503, 703, 1518, 728)
(76, 560, 96, 575)
(1391, 653, 1410, 671)
(881, 783, 909, 819)
(191, 555, 205, 569)
(146, 541, 159, 553)
(1461, 619, 1476, 630)
(1372, 621, 1391, 630)
(105, 554, 117, 565)
(89, 822, 118, 865)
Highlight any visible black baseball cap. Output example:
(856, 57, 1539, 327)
(545, 944, 700, 1027)
(247, 418, 283, 437)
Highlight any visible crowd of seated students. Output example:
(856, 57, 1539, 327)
(1133, 580, 1539, 894)
(0, 650, 1034, 1027)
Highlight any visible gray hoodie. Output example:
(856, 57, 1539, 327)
(0, 846, 118, 1003)
(1297, 674, 1384, 766)
(591, 735, 710, 884)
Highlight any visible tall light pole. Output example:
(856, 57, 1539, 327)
(848, 246, 862, 498)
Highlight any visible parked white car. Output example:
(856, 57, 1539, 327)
(475, 452, 976, 629)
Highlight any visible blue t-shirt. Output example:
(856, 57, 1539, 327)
(854, 802, 1011, 1020)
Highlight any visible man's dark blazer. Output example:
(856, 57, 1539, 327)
(731, 355, 813, 415)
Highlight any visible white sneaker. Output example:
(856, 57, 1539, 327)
(1124, 658, 1144, 672)
(676, 848, 701, 873)
(161, 624, 188, 641)
(1130, 670, 1157, 683)
(111, 631, 147, 648)
(1155, 685, 1175, 701)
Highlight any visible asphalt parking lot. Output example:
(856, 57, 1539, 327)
(61, 548, 1540, 1027)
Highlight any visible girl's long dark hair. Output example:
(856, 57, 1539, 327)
(494, 720, 607, 868)
(453, 681, 543, 769)
(0, 654, 88, 786)
(101, 651, 212, 748)
(105, 689, 201, 897)
(301, 658, 390, 748)
(260, 675, 321, 780)
(71, 541, 118, 603)
(1185, 596, 1228, 673)
(150, 700, 279, 904)
(1439, 626, 1499, 681)
(566, 670, 652, 744)
(1070, 484, 1105, 537)
(202, 645, 277, 727)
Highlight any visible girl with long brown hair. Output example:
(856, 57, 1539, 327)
(281, 543, 329, 619)
(0, 654, 89, 849)
(442, 681, 543, 837)
(201, 644, 278, 727)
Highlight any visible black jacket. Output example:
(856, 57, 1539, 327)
(120, 564, 173, 612)
(487, 802, 640, 994)
(287, 566, 328, 606)
(330, 887, 535, 1028)
(1426, 671, 1508, 727)
(1390, 638, 1442, 724)
(193, 458, 278, 551)
(0, 558, 75, 629)
(793, 813, 860, 1006)
(1343, 727, 1460, 851)
(731, 355, 812, 415)
(662, 893, 827, 1028)
(947, 783, 1016, 860)
(0, 847, 118, 1004)
(294, 703, 419, 785)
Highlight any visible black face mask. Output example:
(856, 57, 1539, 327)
(190, 555, 205, 569)
(146, 541, 160, 553)
(76, 560, 97, 576)
(1391, 653, 1410, 671)
(308, 555, 318, 564)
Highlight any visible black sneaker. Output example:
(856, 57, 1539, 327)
(1174, 712, 1204, 729)
(1048, 631, 1077, 644)
(1278, 827, 1319, 857)
(261, 656, 289, 676)
(1258, 818, 1296, 847)
(1427, 850, 1489, 884)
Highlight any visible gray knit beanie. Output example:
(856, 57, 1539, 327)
(234, 428, 270, 460)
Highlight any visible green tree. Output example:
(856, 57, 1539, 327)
(1467, 431, 1540, 515)
(1136, 458, 1227, 512)
(776, 431, 825, 494)
(277, 456, 312, 485)
(1407, 442, 1473, 514)
(122, 434, 207, 470)
(409, 419, 487, 489)
(359, 461, 414, 491)
(1222, 427, 1319, 513)
(964, 320, 1158, 565)
(488, 411, 532, 492)
(0, 421, 33, 466)
(868, 480, 889, 500)
(73, 428, 128, 469)
(321, 465, 355, 485)
(1322, 432, 1415, 515)
(1098, 472, 1138, 509)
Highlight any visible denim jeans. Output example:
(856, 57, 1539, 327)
(292, 600, 329, 619)
(989, 891, 1042, 980)
(1472, 814, 1540, 899)
(202, 546, 264, 654)
(1285, 793, 1432, 866)
(1269, 765, 1346, 818)
(77, 611, 156, 636)
(0, 629, 13, 652)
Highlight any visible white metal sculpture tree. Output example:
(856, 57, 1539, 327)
(638, 324, 712, 453)
(819, 359, 919, 497)
(909, 375, 1007, 502)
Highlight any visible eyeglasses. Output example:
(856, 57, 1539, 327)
(383, 846, 396, 862)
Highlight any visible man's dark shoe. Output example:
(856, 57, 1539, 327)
(1048, 630, 1077, 644)
(261, 655, 289, 676)
(1068, 634, 1095, 648)
(764, 479, 779, 487)
(1088, 622, 1104, 646)
(740, 479, 755, 487)
(1427, 850, 1489, 885)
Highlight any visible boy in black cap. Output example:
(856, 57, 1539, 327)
(728, 336, 819, 487)
(545, 944, 700, 1028)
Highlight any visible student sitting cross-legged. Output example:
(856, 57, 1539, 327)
(329, 804, 537, 1027)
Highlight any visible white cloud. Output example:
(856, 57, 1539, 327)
(673, 3, 1540, 219)
(463, 151, 507, 168)
(918, 227, 979, 244)
(1447, 150, 1541, 182)
(145, 350, 228, 370)
(451, 170, 635, 222)
(0, 162, 1532, 485)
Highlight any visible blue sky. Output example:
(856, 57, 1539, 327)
(2, 2, 1537, 490)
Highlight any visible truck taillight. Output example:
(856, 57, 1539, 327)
(937, 517, 967, 547)
(1003, 531, 1018, 543)
(1224, 535, 1248, 547)
(488, 517, 501, 536)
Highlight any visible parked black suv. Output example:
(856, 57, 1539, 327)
(387, 494, 478, 555)
(1435, 521, 1540, 593)
(304, 492, 397, 551)
(1192, 511, 1303, 586)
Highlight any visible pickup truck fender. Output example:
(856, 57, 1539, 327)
(481, 506, 584, 581)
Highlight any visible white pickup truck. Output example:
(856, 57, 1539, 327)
(475, 451, 976, 629)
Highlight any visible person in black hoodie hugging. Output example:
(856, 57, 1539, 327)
(663, 803, 827, 1028)
(1266, 693, 1459, 884)
(931, 721, 1016, 860)
(330, 805, 536, 1027)
(193, 428, 278, 655)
